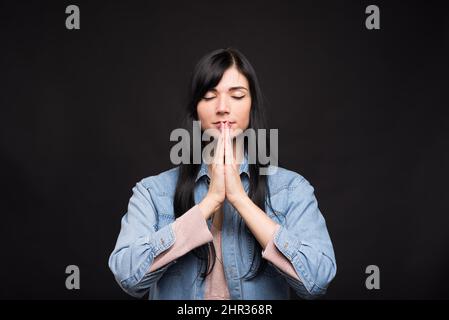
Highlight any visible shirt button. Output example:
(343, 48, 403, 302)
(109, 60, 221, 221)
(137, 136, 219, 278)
(160, 238, 165, 245)
(284, 242, 288, 249)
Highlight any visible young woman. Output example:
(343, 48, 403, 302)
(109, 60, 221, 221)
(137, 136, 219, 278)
(108, 48, 337, 300)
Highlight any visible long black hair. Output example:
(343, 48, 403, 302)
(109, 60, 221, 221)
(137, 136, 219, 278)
(173, 47, 275, 281)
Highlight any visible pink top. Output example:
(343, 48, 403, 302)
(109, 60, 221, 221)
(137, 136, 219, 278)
(148, 205, 301, 299)
(203, 224, 230, 299)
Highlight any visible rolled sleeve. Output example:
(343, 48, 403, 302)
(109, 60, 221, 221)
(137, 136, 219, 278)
(149, 205, 213, 272)
(261, 224, 301, 281)
(108, 179, 177, 298)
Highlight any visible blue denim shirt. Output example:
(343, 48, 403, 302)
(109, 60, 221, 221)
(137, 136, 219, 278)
(108, 155, 337, 300)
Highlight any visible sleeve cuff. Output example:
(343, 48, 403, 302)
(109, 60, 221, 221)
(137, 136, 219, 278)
(148, 205, 213, 272)
(262, 224, 301, 281)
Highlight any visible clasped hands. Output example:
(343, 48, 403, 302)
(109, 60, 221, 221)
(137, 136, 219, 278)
(198, 127, 249, 220)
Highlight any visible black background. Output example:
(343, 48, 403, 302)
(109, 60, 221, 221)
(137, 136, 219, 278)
(1, 0, 448, 299)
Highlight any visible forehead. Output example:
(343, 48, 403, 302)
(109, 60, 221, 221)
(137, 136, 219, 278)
(215, 67, 249, 90)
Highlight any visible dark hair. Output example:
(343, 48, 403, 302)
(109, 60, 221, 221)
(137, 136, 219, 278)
(173, 47, 275, 281)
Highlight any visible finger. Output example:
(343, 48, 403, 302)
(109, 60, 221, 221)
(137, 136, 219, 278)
(214, 128, 225, 165)
(224, 127, 234, 165)
(223, 127, 229, 164)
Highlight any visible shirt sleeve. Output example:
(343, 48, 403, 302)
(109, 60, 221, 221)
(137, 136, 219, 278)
(148, 205, 213, 272)
(268, 175, 337, 299)
(108, 179, 212, 298)
(261, 224, 301, 281)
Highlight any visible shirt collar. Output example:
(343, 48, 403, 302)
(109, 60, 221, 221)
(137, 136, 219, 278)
(195, 150, 250, 183)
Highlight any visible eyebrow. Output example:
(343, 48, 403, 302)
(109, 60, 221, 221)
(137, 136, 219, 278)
(229, 86, 248, 92)
(209, 86, 248, 92)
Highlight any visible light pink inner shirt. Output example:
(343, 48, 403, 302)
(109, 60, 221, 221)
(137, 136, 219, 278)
(203, 224, 230, 299)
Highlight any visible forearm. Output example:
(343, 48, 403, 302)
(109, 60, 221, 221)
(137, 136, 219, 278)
(231, 195, 278, 249)
(232, 196, 301, 281)
(198, 195, 222, 220)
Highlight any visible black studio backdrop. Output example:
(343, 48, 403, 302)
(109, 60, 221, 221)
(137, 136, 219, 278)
(0, 0, 448, 299)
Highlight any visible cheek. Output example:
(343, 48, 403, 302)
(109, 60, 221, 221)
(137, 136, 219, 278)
(236, 102, 251, 127)
(197, 103, 212, 128)
(196, 103, 206, 119)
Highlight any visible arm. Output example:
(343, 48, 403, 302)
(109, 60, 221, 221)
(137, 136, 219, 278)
(231, 177, 337, 299)
(232, 195, 278, 250)
(108, 179, 212, 298)
(231, 195, 302, 282)
(148, 205, 213, 272)
(261, 224, 301, 281)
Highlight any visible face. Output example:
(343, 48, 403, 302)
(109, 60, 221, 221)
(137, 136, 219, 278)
(197, 66, 251, 138)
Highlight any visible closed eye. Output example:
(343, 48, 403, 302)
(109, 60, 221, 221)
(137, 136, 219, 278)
(202, 95, 246, 101)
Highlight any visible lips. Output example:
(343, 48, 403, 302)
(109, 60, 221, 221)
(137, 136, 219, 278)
(213, 121, 235, 130)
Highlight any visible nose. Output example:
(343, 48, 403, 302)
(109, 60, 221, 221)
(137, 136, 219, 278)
(216, 95, 230, 115)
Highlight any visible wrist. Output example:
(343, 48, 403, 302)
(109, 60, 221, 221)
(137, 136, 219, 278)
(198, 196, 220, 220)
(229, 193, 250, 209)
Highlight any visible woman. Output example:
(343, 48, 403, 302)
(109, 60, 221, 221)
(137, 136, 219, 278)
(108, 48, 337, 300)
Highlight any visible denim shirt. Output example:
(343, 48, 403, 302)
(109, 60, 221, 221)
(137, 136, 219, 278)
(108, 155, 337, 300)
